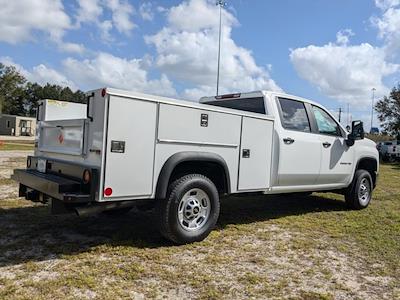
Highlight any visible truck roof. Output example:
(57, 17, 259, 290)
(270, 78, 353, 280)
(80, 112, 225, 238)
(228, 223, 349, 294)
(98, 88, 275, 121)
(101, 87, 325, 116)
(200, 90, 323, 107)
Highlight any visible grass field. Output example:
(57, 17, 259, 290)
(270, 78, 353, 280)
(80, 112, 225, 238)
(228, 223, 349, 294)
(0, 154, 399, 299)
(0, 142, 34, 151)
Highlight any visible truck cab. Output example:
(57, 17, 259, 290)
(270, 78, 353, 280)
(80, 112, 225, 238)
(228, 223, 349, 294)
(201, 91, 378, 192)
(12, 88, 379, 244)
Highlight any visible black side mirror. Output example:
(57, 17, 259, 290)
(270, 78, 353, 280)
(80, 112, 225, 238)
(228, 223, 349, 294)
(346, 120, 364, 146)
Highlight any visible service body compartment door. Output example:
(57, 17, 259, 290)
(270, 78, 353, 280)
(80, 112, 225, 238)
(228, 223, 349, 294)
(38, 119, 86, 156)
(238, 117, 273, 191)
(103, 96, 157, 199)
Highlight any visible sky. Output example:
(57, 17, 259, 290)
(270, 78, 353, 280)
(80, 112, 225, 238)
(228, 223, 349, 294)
(0, 0, 400, 130)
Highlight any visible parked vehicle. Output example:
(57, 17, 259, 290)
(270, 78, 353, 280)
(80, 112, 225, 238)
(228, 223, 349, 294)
(12, 88, 379, 244)
(378, 140, 399, 162)
(386, 141, 400, 162)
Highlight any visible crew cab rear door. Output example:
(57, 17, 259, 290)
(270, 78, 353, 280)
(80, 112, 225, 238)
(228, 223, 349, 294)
(276, 98, 321, 186)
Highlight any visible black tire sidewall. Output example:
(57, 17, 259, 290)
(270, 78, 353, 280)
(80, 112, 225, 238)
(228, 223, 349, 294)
(167, 175, 220, 244)
(348, 170, 373, 209)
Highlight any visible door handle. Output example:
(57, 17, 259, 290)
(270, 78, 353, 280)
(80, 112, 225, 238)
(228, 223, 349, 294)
(283, 137, 295, 145)
(323, 142, 332, 148)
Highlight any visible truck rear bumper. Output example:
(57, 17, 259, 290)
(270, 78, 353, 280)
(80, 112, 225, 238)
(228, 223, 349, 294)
(12, 169, 90, 203)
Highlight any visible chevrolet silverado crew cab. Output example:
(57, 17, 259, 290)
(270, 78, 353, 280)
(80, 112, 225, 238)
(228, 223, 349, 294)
(12, 88, 379, 244)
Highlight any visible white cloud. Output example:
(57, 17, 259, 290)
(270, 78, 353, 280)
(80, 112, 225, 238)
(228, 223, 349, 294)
(374, 0, 400, 10)
(336, 29, 354, 46)
(58, 42, 86, 54)
(0, 56, 77, 90)
(62, 52, 176, 96)
(145, 0, 281, 100)
(139, 2, 154, 21)
(166, 0, 237, 32)
(76, 0, 103, 23)
(99, 20, 114, 42)
(105, 0, 136, 35)
(74, 0, 136, 41)
(290, 41, 399, 105)
(0, 0, 71, 44)
(371, 3, 400, 59)
(291, 0, 400, 106)
(0, 0, 86, 54)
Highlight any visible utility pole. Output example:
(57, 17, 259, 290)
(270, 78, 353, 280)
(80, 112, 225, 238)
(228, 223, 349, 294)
(338, 107, 342, 123)
(371, 88, 376, 131)
(216, 1, 227, 96)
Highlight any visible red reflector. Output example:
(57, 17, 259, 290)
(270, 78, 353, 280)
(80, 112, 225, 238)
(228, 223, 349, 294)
(101, 88, 106, 97)
(104, 187, 113, 196)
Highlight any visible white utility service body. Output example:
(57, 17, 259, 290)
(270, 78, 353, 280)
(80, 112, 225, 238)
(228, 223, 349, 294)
(12, 88, 379, 244)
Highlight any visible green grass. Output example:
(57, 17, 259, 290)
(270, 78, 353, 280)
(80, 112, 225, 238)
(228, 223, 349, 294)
(0, 143, 34, 151)
(0, 164, 399, 299)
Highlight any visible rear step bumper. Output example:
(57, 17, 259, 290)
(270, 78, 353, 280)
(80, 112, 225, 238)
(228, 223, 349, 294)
(12, 169, 90, 203)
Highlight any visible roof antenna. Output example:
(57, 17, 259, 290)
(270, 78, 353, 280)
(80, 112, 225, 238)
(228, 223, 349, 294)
(216, 1, 227, 96)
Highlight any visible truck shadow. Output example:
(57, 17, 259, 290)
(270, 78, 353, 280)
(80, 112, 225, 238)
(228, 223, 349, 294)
(0, 194, 346, 267)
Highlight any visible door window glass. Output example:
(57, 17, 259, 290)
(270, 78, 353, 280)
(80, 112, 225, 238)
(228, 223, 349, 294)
(312, 106, 341, 136)
(278, 98, 310, 132)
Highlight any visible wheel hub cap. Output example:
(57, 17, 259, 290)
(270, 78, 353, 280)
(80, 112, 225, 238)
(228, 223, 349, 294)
(178, 188, 211, 232)
(358, 178, 370, 205)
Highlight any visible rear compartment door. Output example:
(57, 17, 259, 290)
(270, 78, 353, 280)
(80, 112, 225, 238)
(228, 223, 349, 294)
(103, 96, 157, 199)
(238, 117, 273, 191)
(38, 119, 86, 156)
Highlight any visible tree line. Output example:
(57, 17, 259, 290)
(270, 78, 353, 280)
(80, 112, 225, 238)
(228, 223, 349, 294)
(375, 85, 400, 137)
(0, 63, 86, 117)
(0, 62, 399, 137)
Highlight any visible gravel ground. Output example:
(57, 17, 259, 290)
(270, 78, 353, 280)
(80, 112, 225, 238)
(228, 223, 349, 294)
(0, 152, 398, 299)
(0, 151, 32, 200)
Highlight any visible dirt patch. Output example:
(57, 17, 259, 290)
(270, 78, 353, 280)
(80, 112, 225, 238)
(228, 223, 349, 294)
(0, 151, 32, 200)
(0, 157, 398, 299)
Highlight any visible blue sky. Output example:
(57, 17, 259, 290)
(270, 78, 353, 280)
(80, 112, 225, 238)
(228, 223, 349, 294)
(1, 0, 400, 130)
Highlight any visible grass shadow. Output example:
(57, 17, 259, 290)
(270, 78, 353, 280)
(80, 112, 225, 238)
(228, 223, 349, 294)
(0, 193, 346, 267)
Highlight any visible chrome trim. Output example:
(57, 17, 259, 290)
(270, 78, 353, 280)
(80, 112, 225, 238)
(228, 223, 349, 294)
(157, 138, 238, 148)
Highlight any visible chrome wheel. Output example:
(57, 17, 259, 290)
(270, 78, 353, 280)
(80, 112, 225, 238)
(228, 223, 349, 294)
(358, 178, 370, 206)
(178, 188, 211, 232)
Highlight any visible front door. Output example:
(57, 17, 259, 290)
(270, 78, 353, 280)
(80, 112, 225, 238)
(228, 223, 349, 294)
(311, 105, 354, 184)
(277, 98, 321, 186)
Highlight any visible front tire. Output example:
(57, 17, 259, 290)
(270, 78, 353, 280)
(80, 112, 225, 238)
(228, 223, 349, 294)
(345, 169, 373, 209)
(156, 174, 220, 244)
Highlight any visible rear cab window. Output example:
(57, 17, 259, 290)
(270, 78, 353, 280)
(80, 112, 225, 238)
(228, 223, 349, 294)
(278, 98, 311, 132)
(205, 97, 266, 114)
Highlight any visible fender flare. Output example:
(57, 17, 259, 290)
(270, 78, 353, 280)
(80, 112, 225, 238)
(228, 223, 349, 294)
(350, 156, 378, 188)
(155, 151, 231, 199)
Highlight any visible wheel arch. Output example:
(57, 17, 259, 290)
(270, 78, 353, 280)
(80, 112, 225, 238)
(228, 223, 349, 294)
(354, 156, 378, 188)
(155, 151, 231, 199)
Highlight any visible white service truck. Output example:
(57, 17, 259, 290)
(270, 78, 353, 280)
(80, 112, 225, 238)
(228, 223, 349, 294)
(12, 88, 379, 244)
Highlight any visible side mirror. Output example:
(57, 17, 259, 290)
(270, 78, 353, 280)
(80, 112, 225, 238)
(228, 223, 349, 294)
(346, 120, 364, 147)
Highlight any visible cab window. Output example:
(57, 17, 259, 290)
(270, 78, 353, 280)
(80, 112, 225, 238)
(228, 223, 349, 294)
(278, 98, 311, 132)
(312, 106, 342, 136)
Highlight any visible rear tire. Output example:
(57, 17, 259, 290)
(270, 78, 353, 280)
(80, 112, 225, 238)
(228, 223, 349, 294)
(345, 169, 373, 210)
(156, 174, 220, 244)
